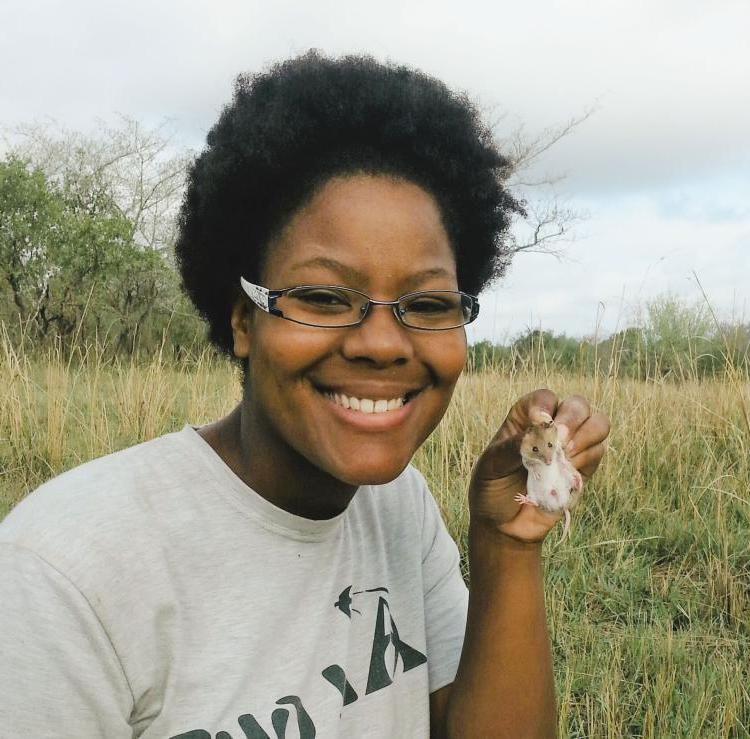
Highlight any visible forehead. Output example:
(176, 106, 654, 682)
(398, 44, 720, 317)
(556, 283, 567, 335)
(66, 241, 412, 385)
(263, 174, 456, 287)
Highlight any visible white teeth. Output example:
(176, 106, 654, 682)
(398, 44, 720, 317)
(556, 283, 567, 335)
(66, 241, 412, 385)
(322, 390, 409, 413)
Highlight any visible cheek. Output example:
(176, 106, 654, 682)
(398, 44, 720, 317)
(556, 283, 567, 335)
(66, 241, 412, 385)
(254, 323, 336, 378)
(427, 331, 467, 383)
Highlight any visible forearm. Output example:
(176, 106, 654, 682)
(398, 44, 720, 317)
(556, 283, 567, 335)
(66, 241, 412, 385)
(445, 520, 557, 738)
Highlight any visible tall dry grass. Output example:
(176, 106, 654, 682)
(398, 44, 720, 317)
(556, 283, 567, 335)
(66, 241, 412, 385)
(1, 326, 748, 737)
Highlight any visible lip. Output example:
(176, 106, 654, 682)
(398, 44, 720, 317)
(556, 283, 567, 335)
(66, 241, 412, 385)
(315, 386, 420, 431)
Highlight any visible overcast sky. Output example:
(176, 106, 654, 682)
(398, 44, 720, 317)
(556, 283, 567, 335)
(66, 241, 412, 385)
(1, 0, 748, 342)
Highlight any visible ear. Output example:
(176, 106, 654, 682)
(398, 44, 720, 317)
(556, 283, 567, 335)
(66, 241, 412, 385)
(230, 298, 253, 359)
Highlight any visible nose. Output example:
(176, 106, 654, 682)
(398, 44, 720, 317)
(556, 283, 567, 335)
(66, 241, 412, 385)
(340, 302, 415, 366)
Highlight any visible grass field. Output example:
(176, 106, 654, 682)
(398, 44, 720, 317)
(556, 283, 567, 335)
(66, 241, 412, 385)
(1, 333, 748, 738)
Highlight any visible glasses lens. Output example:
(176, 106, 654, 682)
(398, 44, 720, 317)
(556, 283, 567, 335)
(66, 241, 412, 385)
(279, 286, 366, 327)
(399, 291, 473, 329)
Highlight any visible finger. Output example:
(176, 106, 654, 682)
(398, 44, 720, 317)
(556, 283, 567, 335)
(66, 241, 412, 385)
(565, 412, 611, 456)
(570, 440, 608, 479)
(495, 388, 558, 443)
(553, 395, 591, 443)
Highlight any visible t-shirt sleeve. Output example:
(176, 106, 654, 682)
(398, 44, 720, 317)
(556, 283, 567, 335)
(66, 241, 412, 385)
(0, 543, 134, 738)
(417, 473, 469, 694)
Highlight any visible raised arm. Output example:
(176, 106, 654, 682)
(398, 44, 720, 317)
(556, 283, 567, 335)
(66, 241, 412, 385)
(440, 390, 610, 738)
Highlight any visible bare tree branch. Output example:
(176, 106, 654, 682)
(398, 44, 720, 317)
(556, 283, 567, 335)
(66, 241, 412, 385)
(483, 103, 600, 260)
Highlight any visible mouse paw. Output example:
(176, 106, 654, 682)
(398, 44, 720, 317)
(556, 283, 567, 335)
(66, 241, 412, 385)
(514, 493, 539, 507)
(572, 470, 583, 492)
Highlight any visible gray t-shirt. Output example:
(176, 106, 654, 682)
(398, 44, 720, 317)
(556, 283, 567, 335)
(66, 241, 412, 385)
(0, 426, 468, 738)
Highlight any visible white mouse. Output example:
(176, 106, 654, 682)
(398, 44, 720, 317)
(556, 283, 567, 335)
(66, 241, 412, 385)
(514, 413, 584, 544)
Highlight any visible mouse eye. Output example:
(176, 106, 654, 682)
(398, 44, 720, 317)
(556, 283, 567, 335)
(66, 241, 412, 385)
(548, 442, 553, 448)
(532, 446, 539, 452)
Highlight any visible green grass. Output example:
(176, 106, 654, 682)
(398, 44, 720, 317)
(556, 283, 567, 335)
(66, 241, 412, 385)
(2, 336, 748, 737)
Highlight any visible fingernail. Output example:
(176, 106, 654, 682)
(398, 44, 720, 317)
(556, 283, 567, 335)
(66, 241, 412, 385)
(556, 423, 570, 442)
(566, 440, 575, 454)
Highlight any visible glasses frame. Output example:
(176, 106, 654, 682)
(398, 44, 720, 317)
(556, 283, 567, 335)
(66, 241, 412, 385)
(239, 277, 480, 331)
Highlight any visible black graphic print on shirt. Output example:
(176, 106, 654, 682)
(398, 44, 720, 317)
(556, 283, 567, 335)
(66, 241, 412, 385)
(170, 585, 427, 739)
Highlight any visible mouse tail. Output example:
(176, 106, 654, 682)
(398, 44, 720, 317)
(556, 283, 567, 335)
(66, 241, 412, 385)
(554, 508, 571, 548)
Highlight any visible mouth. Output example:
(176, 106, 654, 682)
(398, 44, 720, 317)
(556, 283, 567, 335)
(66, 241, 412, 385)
(313, 385, 423, 413)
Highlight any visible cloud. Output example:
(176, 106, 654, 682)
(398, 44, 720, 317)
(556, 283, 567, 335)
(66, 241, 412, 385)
(1, 0, 747, 342)
(3, 0, 748, 190)
(468, 190, 749, 342)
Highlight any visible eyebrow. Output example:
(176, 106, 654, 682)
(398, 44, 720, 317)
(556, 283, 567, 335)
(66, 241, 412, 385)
(288, 256, 454, 291)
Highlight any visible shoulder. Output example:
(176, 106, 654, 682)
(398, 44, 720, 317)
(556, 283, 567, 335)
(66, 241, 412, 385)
(0, 427, 192, 578)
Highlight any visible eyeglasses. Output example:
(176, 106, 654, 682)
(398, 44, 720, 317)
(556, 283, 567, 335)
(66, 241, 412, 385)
(240, 277, 480, 330)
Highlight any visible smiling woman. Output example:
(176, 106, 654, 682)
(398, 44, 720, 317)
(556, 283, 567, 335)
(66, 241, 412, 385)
(217, 175, 470, 501)
(0, 50, 609, 738)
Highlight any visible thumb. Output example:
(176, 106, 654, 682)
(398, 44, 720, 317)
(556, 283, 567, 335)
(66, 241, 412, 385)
(491, 388, 559, 444)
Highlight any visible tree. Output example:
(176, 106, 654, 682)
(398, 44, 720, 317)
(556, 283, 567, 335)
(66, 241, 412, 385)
(0, 158, 63, 324)
(5, 116, 191, 255)
(2, 118, 206, 354)
(510, 328, 581, 371)
(642, 294, 716, 378)
(467, 339, 508, 372)
(0, 157, 189, 351)
(596, 327, 649, 378)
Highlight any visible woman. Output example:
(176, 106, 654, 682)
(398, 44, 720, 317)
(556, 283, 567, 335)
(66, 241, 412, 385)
(0, 51, 609, 737)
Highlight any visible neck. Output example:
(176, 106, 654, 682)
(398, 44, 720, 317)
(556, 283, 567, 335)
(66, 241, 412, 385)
(198, 404, 358, 519)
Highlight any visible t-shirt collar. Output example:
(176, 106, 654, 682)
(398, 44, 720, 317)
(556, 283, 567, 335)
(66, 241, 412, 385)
(177, 425, 354, 542)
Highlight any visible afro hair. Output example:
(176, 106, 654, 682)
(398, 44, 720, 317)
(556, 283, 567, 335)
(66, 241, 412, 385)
(175, 50, 523, 355)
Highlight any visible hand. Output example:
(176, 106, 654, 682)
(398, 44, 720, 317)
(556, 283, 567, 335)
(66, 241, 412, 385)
(468, 389, 610, 544)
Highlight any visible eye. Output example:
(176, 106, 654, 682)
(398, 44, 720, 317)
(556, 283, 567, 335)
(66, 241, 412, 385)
(295, 288, 350, 305)
(406, 298, 452, 314)
(548, 442, 553, 448)
(532, 446, 539, 453)
(402, 291, 463, 315)
(286, 287, 355, 313)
